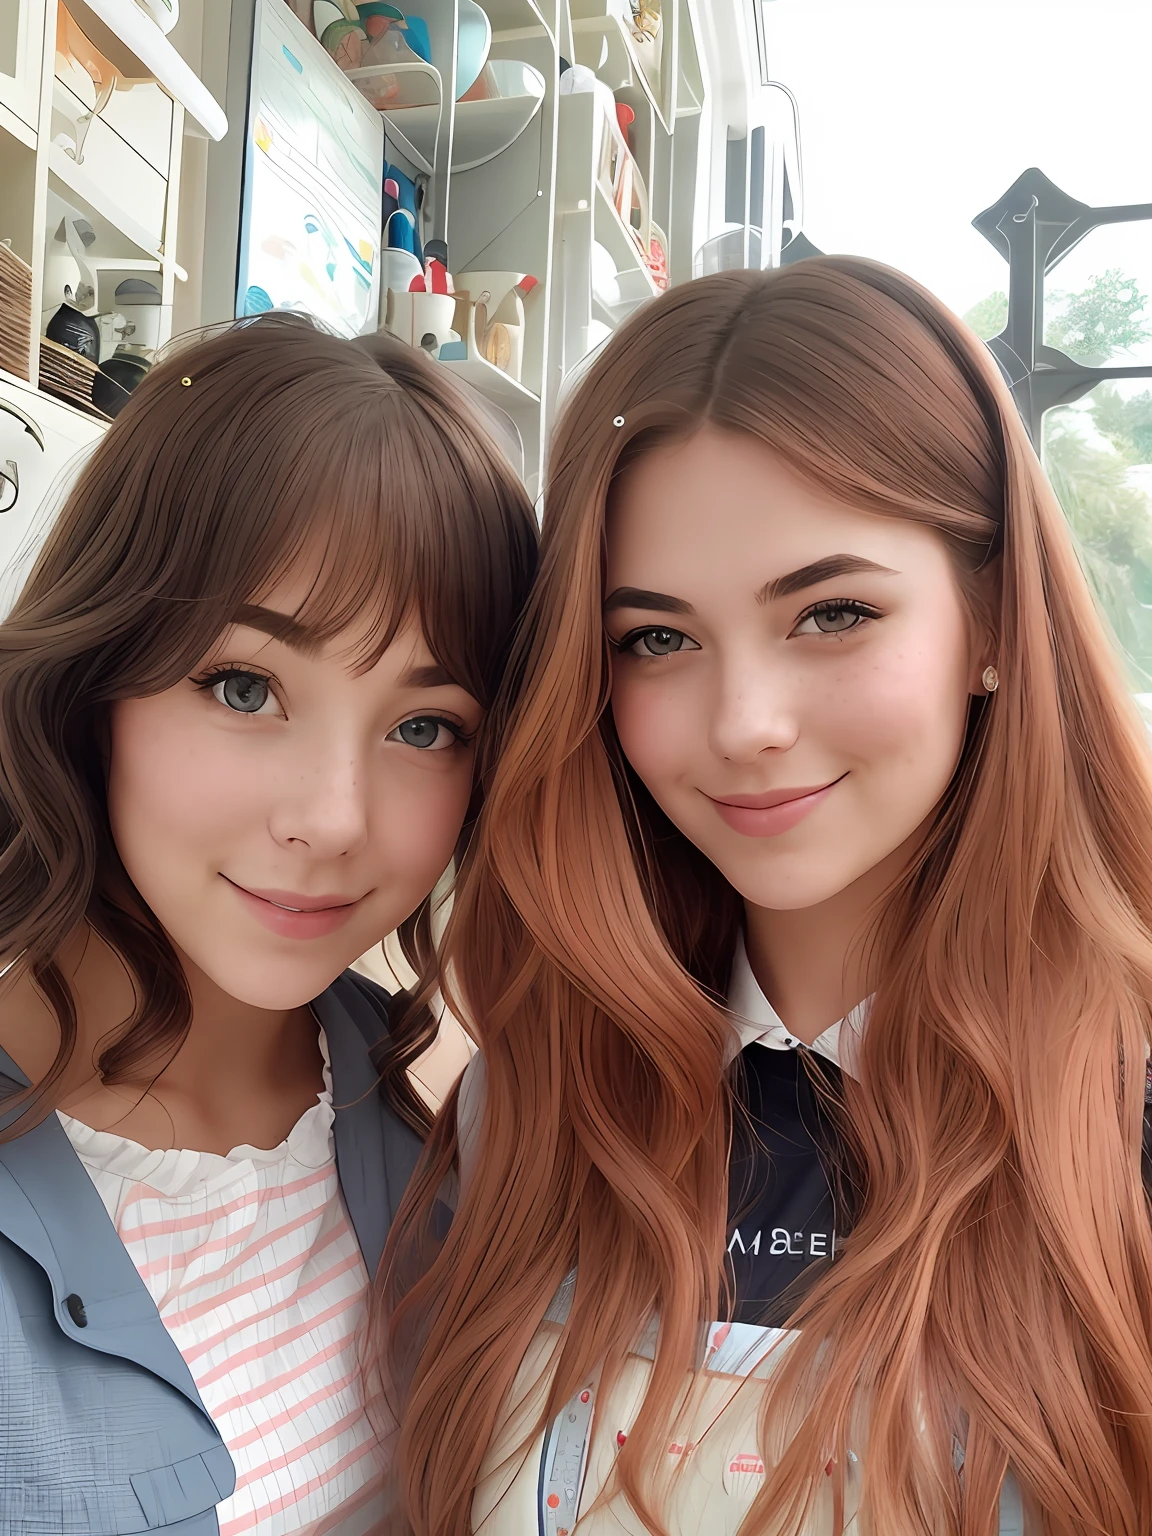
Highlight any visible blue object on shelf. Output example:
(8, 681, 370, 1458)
(383, 164, 423, 265)
(402, 14, 432, 62)
(438, 340, 467, 360)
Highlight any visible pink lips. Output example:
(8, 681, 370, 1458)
(706, 776, 844, 837)
(224, 879, 365, 939)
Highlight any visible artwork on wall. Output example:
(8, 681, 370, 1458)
(238, 0, 385, 337)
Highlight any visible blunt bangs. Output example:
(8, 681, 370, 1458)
(14, 317, 537, 713)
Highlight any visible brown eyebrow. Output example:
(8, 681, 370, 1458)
(398, 662, 456, 690)
(756, 555, 897, 603)
(602, 587, 696, 616)
(230, 604, 323, 656)
(603, 557, 896, 620)
(230, 607, 459, 690)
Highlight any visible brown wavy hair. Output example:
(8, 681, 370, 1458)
(0, 315, 536, 1139)
(381, 256, 1152, 1536)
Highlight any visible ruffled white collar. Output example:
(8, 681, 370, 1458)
(57, 1026, 334, 1199)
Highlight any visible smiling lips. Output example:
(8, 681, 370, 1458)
(224, 879, 365, 939)
(707, 776, 845, 837)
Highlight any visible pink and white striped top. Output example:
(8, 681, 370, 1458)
(58, 1033, 386, 1536)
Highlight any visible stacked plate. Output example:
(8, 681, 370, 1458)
(0, 242, 33, 381)
(39, 337, 106, 419)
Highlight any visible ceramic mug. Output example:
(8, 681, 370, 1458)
(381, 247, 425, 296)
(384, 290, 457, 351)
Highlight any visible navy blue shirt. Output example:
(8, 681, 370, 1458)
(727, 1042, 846, 1324)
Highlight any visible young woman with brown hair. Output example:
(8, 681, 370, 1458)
(382, 257, 1152, 1536)
(0, 315, 536, 1536)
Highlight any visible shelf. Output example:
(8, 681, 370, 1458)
(483, 0, 554, 39)
(453, 79, 545, 170)
(676, 0, 704, 117)
(389, 76, 546, 174)
(0, 368, 109, 430)
(63, 0, 227, 140)
(48, 146, 180, 270)
(0, 366, 37, 393)
(440, 353, 540, 411)
(571, 15, 635, 90)
(571, 10, 672, 132)
(371, 62, 443, 174)
(0, 99, 37, 154)
(593, 180, 657, 297)
(381, 106, 439, 176)
(349, 59, 442, 113)
(591, 290, 633, 327)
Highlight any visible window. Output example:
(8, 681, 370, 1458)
(971, 169, 1152, 691)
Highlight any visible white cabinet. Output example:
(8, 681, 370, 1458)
(0, 373, 105, 618)
(0, 0, 46, 139)
(0, 0, 225, 412)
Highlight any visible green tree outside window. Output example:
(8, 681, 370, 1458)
(963, 275, 1152, 689)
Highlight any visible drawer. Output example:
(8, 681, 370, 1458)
(51, 84, 169, 248)
(0, 0, 46, 135)
(0, 379, 105, 619)
(54, 63, 173, 178)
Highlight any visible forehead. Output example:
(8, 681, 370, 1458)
(606, 428, 944, 588)
(240, 560, 433, 673)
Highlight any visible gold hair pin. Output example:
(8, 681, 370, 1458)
(181, 376, 193, 387)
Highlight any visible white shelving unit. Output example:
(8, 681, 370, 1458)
(0, 0, 225, 411)
(369, 0, 708, 494)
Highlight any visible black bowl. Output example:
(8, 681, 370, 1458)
(45, 302, 100, 361)
(92, 367, 133, 419)
(99, 353, 149, 393)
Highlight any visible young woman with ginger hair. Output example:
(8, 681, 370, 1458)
(380, 258, 1152, 1536)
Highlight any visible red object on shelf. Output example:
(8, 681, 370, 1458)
(615, 101, 635, 148)
(425, 258, 449, 294)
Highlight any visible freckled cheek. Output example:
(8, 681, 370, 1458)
(610, 676, 697, 785)
(815, 639, 972, 770)
(365, 757, 475, 890)
(107, 699, 259, 860)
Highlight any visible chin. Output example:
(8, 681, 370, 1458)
(713, 855, 862, 914)
(198, 944, 363, 1012)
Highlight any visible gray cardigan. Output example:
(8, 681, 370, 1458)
(0, 971, 422, 1535)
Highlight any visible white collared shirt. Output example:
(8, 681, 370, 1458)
(726, 931, 869, 1079)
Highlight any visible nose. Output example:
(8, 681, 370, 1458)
(267, 733, 371, 858)
(708, 650, 800, 763)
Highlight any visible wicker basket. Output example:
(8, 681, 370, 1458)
(0, 242, 33, 381)
(39, 337, 108, 420)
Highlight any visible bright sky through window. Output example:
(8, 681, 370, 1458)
(762, 0, 1152, 318)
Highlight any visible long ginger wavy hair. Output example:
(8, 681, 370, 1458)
(381, 257, 1152, 1536)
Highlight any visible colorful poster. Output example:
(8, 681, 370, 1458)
(239, 0, 384, 337)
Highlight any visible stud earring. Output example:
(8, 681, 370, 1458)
(982, 665, 999, 693)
